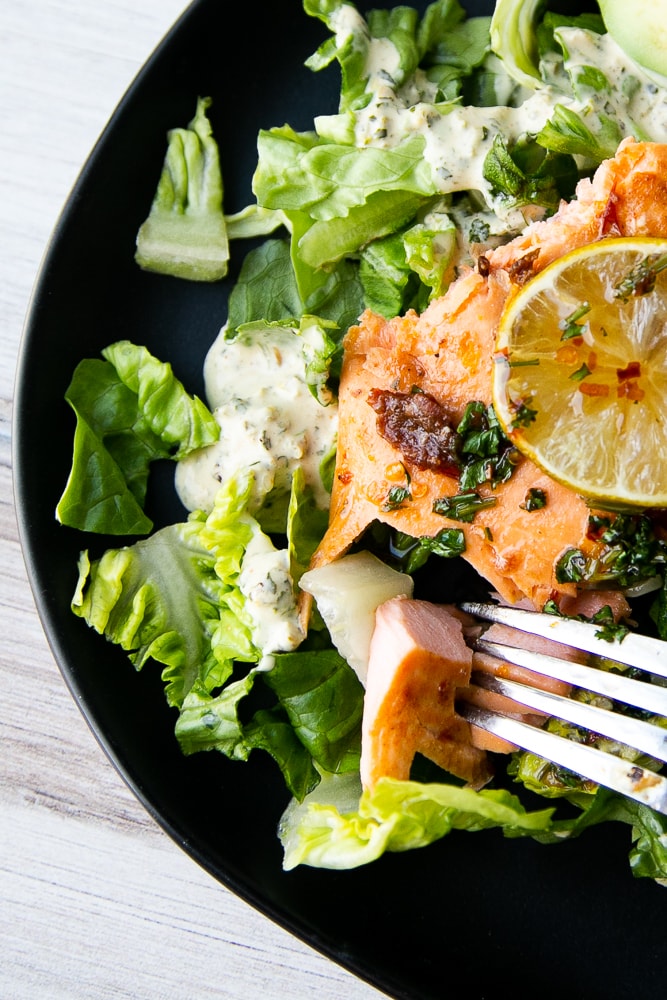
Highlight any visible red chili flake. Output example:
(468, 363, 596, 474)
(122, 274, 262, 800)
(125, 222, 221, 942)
(617, 381, 645, 401)
(617, 361, 641, 381)
(579, 382, 610, 397)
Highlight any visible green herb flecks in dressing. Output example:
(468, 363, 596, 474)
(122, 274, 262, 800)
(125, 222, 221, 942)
(239, 531, 304, 659)
(175, 325, 337, 519)
(557, 27, 667, 144)
(335, 13, 667, 225)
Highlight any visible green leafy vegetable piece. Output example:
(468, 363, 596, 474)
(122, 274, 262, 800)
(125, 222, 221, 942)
(287, 466, 330, 587)
(226, 238, 364, 337)
(392, 528, 466, 573)
(556, 514, 667, 588)
(135, 96, 229, 281)
(175, 676, 321, 801)
(56, 342, 219, 535)
(71, 474, 268, 704)
(72, 519, 243, 710)
(403, 207, 458, 299)
(358, 231, 426, 319)
(489, 0, 546, 88)
(279, 774, 554, 870)
(483, 133, 578, 213)
(456, 401, 520, 490)
(537, 103, 623, 162)
(264, 648, 363, 774)
(432, 490, 498, 522)
(101, 342, 219, 460)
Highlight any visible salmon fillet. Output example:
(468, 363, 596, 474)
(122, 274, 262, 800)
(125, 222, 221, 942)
(310, 140, 667, 609)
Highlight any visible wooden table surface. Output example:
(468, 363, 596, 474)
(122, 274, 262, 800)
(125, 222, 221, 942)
(0, 3, 386, 997)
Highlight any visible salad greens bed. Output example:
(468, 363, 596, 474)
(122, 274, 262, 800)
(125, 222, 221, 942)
(57, 0, 667, 879)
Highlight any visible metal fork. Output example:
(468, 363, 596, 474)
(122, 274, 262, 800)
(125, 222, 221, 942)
(456, 601, 667, 814)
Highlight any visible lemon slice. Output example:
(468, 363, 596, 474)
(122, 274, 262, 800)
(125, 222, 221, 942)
(492, 237, 667, 508)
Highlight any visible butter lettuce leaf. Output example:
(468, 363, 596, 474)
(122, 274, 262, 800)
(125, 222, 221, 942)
(264, 648, 363, 774)
(56, 341, 219, 535)
(226, 237, 364, 337)
(72, 474, 262, 708)
(279, 773, 555, 870)
(175, 647, 363, 801)
(72, 471, 357, 800)
(135, 96, 229, 282)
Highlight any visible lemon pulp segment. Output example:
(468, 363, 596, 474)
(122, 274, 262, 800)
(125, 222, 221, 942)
(492, 237, 667, 507)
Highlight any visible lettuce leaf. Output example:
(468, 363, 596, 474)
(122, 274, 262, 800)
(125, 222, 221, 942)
(264, 648, 363, 774)
(135, 96, 230, 281)
(71, 474, 262, 708)
(71, 469, 360, 800)
(279, 773, 555, 870)
(56, 341, 219, 535)
(226, 237, 364, 338)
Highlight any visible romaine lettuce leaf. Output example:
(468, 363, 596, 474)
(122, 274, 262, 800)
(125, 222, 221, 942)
(56, 341, 219, 535)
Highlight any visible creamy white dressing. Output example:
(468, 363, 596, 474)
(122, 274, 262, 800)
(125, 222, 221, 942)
(175, 325, 336, 660)
(558, 28, 667, 143)
(175, 325, 337, 516)
(238, 532, 304, 657)
(338, 21, 667, 225)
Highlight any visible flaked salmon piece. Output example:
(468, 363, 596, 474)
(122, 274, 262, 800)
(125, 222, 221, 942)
(310, 140, 667, 609)
(361, 597, 492, 790)
(460, 625, 577, 753)
(459, 684, 545, 754)
(480, 621, 585, 669)
(558, 589, 631, 622)
(485, 138, 667, 275)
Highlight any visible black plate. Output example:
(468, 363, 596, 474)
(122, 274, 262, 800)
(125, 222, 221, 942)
(14, 2, 667, 997)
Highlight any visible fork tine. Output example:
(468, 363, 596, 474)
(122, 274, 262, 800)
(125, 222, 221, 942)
(475, 637, 667, 717)
(460, 601, 667, 679)
(468, 671, 667, 763)
(458, 702, 667, 815)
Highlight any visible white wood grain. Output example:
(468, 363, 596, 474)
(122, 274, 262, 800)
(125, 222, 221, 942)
(0, 3, 386, 997)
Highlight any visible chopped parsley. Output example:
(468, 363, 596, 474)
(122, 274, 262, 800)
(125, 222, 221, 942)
(555, 513, 667, 588)
(559, 301, 590, 340)
(520, 487, 547, 511)
(614, 253, 667, 302)
(469, 218, 490, 243)
(432, 490, 498, 522)
(456, 401, 521, 489)
(569, 362, 592, 382)
(543, 600, 630, 643)
(382, 483, 412, 511)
